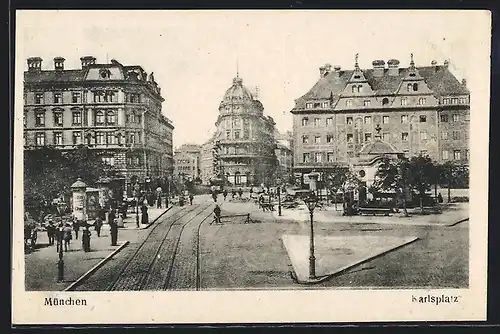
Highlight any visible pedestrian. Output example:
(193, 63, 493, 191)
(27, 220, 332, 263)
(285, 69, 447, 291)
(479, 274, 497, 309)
(108, 208, 116, 226)
(249, 187, 253, 198)
(157, 195, 162, 208)
(438, 193, 443, 203)
(82, 224, 91, 252)
(109, 218, 118, 246)
(46, 220, 55, 246)
(189, 193, 194, 205)
(94, 216, 103, 237)
(212, 204, 221, 225)
(72, 218, 80, 240)
(231, 189, 236, 199)
(238, 188, 243, 199)
(223, 189, 228, 201)
(212, 192, 217, 203)
(55, 222, 64, 253)
(63, 222, 72, 252)
(141, 204, 149, 225)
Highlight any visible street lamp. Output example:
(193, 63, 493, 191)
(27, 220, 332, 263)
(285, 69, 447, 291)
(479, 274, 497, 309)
(303, 193, 319, 280)
(277, 178, 282, 216)
(133, 183, 140, 228)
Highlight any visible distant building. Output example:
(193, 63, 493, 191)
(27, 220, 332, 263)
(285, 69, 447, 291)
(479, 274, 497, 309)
(173, 144, 201, 181)
(200, 135, 216, 185)
(274, 130, 293, 185)
(23, 56, 175, 196)
(290, 55, 470, 187)
(208, 75, 278, 187)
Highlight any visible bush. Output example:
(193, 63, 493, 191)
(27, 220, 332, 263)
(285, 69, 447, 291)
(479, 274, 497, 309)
(452, 196, 469, 203)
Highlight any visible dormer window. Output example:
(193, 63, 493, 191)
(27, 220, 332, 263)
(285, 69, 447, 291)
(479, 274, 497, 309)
(301, 118, 309, 126)
(354, 75, 361, 79)
(322, 101, 330, 108)
(418, 98, 427, 105)
(306, 102, 313, 109)
(382, 98, 389, 106)
(409, 73, 416, 77)
(413, 83, 418, 91)
(346, 99, 353, 107)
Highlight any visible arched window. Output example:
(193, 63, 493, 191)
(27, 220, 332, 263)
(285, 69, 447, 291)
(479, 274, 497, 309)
(95, 111, 105, 125)
(407, 83, 412, 92)
(358, 85, 363, 92)
(106, 110, 116, 124)
(382, 98, 389, 105)
(413, 83, 418, 91)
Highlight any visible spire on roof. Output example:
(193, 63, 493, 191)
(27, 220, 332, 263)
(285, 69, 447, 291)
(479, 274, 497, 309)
(410, 53, 415, 70)
(354, 53, 360, 70)
(236, 56, 239, 78)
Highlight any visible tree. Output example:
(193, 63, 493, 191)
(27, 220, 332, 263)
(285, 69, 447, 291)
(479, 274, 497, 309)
(439, 161, 469, 202)
(374, 155, 410, 216)
(408, 155, 435, 212)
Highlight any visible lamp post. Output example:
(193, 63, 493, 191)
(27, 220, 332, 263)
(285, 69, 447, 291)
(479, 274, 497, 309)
(277, 178, 282, 216)
(304, 193, 319, 280)
(133, 183, 140, 228)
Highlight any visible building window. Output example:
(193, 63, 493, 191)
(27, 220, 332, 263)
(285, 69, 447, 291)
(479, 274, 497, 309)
(452, 98, 459, 104)
(327, 152, 334, 162)
(302, 135, 309, 144)
(419, 115, 427, 122)
(234, 130, 240, 139)
(364, 100, 371, 107)
(53, 93, 62, 104)
(35, 111, 45, 126)
(454, 150, 461, 160)
(401, 115, 408, 123)
(346, 133, 353, 143)
(442, 150, 449, 160)
(314, 136, 321, 144)
(364, 133, 372, 142)
(383, 133, 390, 141)
(128, 132, 136, 144)
(243, 129, 250, 139)
(407, 83, 412, 92)
(306, 102, 313, 109)
(315, 152, 322, 163)
(303, 153, 310, 163)
(322, 101, 330, 108)
(459, 97, 467, 104)
(453, 114, 460, 122)
(326, 134, 334, 143)
(402, 132, 409, 141)
(72, 92, 81, 103)
(35, 132, 45, 146)
(418, 98, 426, 105)
(93, 91, 105, 103)
(95, 111, 105, 125)
(441, 131, 448, 140)
(420, 131, 427, 141)
(453, 131, 461, 140)
(106, 110, 116, 125)
(226, 130, 231, 139)
(23, 112, 27, 127)
(35, 93, 44, 104)
(443, 98, 450, 104)
(314, 118, 321, 127)
(413, 83, 419, 91)
(73, 131, 82, 145)
(53, 132, 63, 145)
(326, 118, 333, 126)
(364, 116, 371, 124)
(382, 116, 389, 124)
(301, 118, 309, 126)
(346, 99, 353, 107)
(136, 114, 142, 124)
(382, 98, 389, 106)
(102, 157, 115, 166)
(440, 114, 448, 122)
(352, 86, 359, 93)
(127, 113, 136, 123)
(104, 91, 116, 103)
(72, 111, 82, 125)
(106, 132, 117, 145)
(466, 149, 470, 160)
(346, 117, 353, 125)
(53, 111, 63, 126)
(96, 132, 105, 144)
(233, 119, 240, 127)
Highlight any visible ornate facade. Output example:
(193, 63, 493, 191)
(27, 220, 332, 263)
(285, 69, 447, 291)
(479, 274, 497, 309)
(23, 56, 174, 196)
(211, 75, 278, 186)
(291, 55, 470, 187)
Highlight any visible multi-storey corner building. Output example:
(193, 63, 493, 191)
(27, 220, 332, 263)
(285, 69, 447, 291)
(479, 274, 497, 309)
(23, 56, 174, 195)
(212, 75, 278, 187)
(290, 55, 470, 186)
(173, 144, 201, 181)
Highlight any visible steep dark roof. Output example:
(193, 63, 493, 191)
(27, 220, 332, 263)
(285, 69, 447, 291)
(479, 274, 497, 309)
(24, 69, 87, 83)
(294, 65, 469, 109)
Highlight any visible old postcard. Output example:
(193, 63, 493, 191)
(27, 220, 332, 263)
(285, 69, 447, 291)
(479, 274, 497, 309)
(12, 10, 490, 324)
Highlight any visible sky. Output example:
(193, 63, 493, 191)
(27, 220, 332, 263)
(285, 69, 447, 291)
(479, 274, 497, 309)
(17, 10, 490, 149)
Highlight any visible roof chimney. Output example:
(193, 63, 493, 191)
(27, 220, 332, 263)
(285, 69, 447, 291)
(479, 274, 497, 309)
(80, 56, 96, 69)
(443, 60, 449, 68)
(27, 57, 42, 72)
(332, 65, 342, 78)
(324, 63, 332, 76)
(387, 59, 400, 76)
(431, 60, 438, 72)
(319, 66, 326, 78)
(54, 57, 65, 71)
(372, 60, 385, 77)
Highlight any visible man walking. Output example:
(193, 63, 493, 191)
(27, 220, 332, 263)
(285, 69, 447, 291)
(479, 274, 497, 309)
(94, 216, 103, 237)
(46, 220, 55, 246)
(109, 218, 118, 246)
(212, 204, 221, 225)
(189, 193, 194, 205)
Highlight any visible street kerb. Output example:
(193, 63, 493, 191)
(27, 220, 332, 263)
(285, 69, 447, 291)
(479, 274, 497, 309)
(63, 241, 130, 291)
(143, 205, 173, 229)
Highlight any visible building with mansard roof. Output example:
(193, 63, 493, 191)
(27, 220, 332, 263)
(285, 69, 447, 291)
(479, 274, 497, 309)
(290, 54, 469, 188)
(23, 56, 174, 197)
(205, 75, 278, 187)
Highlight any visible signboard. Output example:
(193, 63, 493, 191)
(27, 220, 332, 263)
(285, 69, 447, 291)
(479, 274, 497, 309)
(86, 190, 100, 219)
(72, 192, 85, 220)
